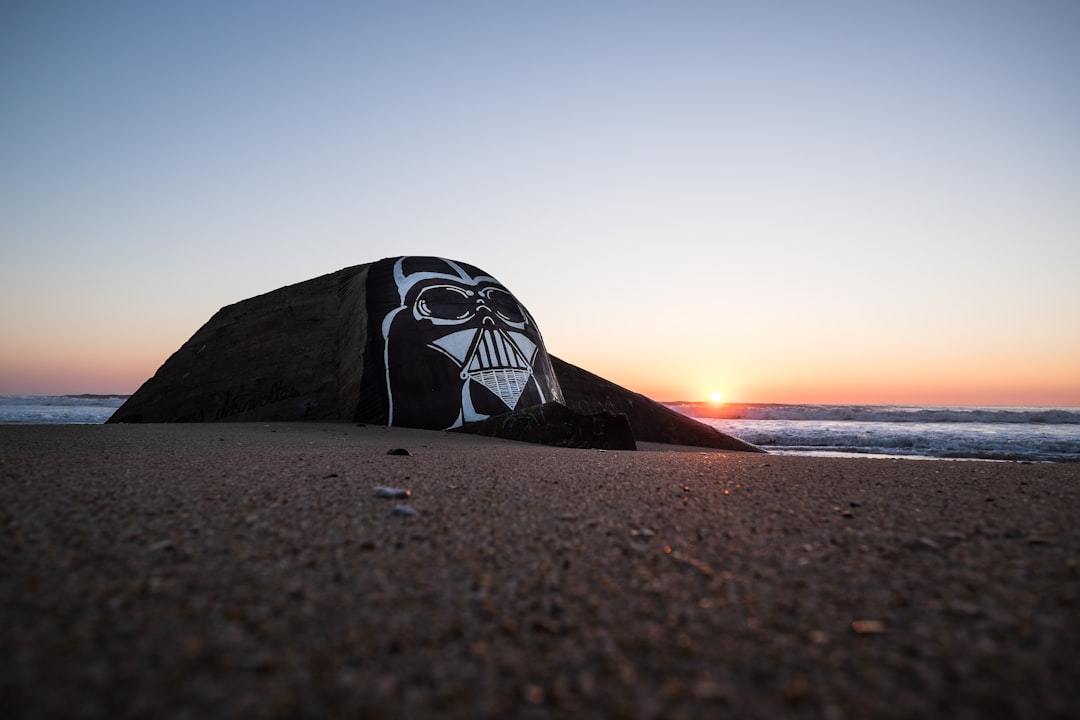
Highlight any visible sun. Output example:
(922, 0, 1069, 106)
(709, 390, 724, 404)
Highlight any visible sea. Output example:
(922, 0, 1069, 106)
(2, 396, 1078, 463)
(668, 402, 1080, 463)
(0, 395, 128, 425)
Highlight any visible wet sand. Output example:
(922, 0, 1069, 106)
(2, 423, 1078, 719)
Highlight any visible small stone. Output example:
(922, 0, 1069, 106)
(524, 684, 545, 704)
(783, 674, 811, 701)
(851, 619, 887, 635)
(661, 677, 685, 698)
(390, 504, 419, 518)
(947, 600, 983, 617)
(373, 486, 411, 499)
(387, 448, 410, 456)
(691, 679, 730, 701)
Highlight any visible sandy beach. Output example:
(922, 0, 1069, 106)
(2, 423, 1077, 719)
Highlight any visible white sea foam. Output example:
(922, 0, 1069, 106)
(0, 396, 126, 424)
(668, 403, 1080, 462)
(671, 402, 1080, 425)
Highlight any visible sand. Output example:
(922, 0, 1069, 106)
(2, 422, 1077, 719)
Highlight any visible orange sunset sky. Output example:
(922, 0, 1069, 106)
(2, 2, 1079, 406)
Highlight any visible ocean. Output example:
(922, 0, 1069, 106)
(669, 402, 1080, 463)
(0, 395, 127, 425)
(2, 396, 1078, 463)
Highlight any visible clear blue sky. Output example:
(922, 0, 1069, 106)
(2, 1, 1078, 403)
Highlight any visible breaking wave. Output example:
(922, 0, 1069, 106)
(0, 396, 127, 424)
(670, 403, 1080, 425)
(668, 403, 1080, 462)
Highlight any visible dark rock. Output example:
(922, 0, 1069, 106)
(386, 448, 411, 456)
(453, 401, 636, 450)
(550, 356, 764, 453)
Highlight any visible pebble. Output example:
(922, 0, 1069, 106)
(387, 448, 411, 456)
(390, 504, 419, 518)
(373, 486, 412, 499)
(851, 619, 887, 635)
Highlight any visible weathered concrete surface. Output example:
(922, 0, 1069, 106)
(109, 265, 369, 423)
(108, 259, 762, 453)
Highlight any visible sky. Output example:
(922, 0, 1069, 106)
(2, 0, 1078, 405)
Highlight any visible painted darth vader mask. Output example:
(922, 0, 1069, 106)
(364, 256, 564, 430)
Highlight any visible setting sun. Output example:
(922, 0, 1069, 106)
(709, 391, 724, 404)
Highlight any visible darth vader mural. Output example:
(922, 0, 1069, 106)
(359, 256, 565, 430)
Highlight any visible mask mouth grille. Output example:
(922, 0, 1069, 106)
(469, 368, 532, 408)
(465, 328, 533, 409)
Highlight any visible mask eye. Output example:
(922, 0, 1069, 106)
(414, 284, 473, 323)
(481, 287, 526, 325)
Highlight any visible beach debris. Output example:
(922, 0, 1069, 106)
(373, 486, 412, 499)
(903, 536, 940, 551)
(390, 504, 419, 518)
(668, 549, 716, 577)
(387, 447, 411, 456)
(629, 527, 655, 552)
(851, 619, 887, 635)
